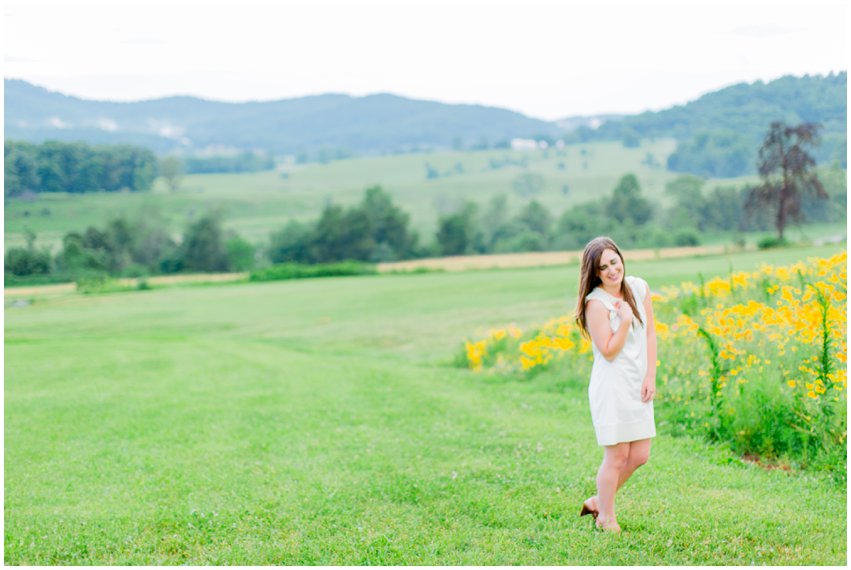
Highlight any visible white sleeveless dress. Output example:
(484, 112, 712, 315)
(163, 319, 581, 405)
(585, 275, 656, 446)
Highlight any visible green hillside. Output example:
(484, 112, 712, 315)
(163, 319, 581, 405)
(575, 73, 847, 176)
(6, 140, 684, 249)
(7, 136, 847, 255)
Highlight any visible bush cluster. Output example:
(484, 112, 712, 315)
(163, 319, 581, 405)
(249, 261, 377, 282)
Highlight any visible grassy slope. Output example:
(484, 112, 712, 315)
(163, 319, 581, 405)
(7, 140, 681, 249)
(4, 245, 846, 564)
(6, 140, 845, 253)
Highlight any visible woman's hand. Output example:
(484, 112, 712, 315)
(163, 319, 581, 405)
(641, 376, 656, 402)
(614, 300, 634, 324)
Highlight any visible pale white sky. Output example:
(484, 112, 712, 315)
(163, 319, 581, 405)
(3, 0, 848, 120)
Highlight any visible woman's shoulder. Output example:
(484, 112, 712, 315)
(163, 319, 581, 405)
(584, 286, 606, 301)
(584, 287, 612, 308)
(626, 275, 650, 297)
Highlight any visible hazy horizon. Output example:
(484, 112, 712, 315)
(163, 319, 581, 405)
(8, 71, 847, 122)
(4, 0, 848, 121)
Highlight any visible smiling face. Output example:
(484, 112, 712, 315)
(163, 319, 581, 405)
(596, 248, 624, 289)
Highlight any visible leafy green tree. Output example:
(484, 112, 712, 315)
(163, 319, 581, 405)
(436, 202, 482, 255)
(128, 214, 177, 270)
(336, 208, 375, 261)
(225, 234, 255, 271)
(35, 141, 68, 193)
(515, 200, 552, 238)
(127, 146, 157, 192)
(269, 221, 313, 264)
(4, 231, 51, 276)
(480, 194, 513, 250)
(360, 186, 416, 259)
(310, 203, 374, 262)
(608, 174, 653, 226)
(745, 122, 828, 240)
(4, 246, 51, 276)
(56, 231, 109, 273)
(4, 141, 41, 197)
(4, 140, 156, 194)
(553, 201, 613, 251)
(179, 213, 229, 272)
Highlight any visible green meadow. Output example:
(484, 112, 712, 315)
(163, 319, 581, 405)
(7, 139, 844, 256)
(5, 244, 846, 565)
(7, 139, 693, 249)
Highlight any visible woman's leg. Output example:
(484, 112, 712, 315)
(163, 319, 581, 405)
(617, 438, 652, 489)
(596, 442, 630, 524)
(588, 439, 651, 525)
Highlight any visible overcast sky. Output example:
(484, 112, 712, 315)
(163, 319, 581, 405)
(4, 0, 848, 120)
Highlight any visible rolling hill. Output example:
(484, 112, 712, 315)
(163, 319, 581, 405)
(4, 72, 846, 179)
(4, 79, 562, 155)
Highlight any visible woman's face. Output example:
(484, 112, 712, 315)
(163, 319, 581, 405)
(596, 248, 623, 288)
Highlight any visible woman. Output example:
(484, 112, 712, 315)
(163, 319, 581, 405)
(575, 236, 657, 532)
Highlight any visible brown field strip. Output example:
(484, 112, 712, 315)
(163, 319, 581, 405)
(377, 244, 732, 272)
(5, 245, 733, 297)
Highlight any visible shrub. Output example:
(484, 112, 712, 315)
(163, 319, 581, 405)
(757, 236, 790, 249)
(249, 261, 377, 282)
(75, 271, 113, 294)
(674, 231, 701, 247)
(4, 246, 51, 276)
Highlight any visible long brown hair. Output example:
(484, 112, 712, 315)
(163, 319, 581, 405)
(574, 236, 643, 335)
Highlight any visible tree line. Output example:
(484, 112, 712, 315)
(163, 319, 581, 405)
(4, 140, 158, 197)
(5, 121, 842, 281)
(7, 173, 841, 282)
(5, 211, 256, 283)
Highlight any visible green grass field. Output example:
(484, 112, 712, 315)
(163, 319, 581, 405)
(6, 140, 845, 255)
(5, 244, 846, 564)
(5, 139, 699, 250)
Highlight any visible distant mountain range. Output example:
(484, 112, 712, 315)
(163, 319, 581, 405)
(4, 79, 562, 155)
(4, 73, 847, 171)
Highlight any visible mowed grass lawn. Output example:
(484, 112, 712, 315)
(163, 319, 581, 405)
(4, 245, 846, 564)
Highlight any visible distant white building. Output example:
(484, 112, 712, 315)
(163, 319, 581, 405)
(511, 138, 540, 151)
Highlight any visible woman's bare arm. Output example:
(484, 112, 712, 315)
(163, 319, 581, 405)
(586, 299, 632, 361)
